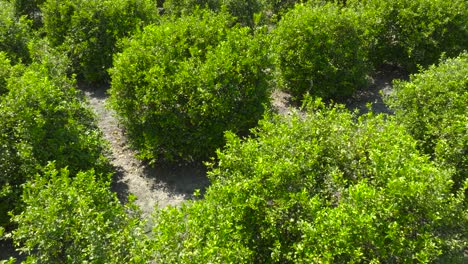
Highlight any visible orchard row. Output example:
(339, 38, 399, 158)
(1, 0, 467, 262)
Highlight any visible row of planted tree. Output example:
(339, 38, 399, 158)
(0, 0, 467, 262)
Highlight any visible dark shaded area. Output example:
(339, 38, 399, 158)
(110, 165, 131, 204)
(0, 238, 25, 263)
(110, 162, 210, 206)
(345, 64, 409, 115)
(145, 162, 210, 199)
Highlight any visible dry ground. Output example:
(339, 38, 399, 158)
(82, 86, 209, 219)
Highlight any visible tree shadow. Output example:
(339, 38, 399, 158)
(345, 64, 409, 115)
(143, 161, 210, 200)
(110, 165, 131, 205)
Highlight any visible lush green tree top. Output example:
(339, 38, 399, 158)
(109, 10, 272, 163)
(11, 163, 146, 263)
(386, 52, 468, 193)
(348, 0, 468, 70)
(0, 0, 32, 63)
(0, 58, 109, 227)
(271, 3, 370, 101)
(40, 0, 159, 83)
(147, 100, 467, 262)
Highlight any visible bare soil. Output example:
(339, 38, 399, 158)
(81, 85, 209, 219)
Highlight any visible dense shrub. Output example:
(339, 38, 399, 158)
(0, 52, 11, 96)
(0, 0, 32, 63)
(41, 0, 159, 83)
(261, 0, 303, 18)
(147, 101, 467, 262)
(262, 0, 349, 22)
(10, 0, 46, 28)
(348, 0, 468, 71)
(109, 11, 271, 163)
(163, 0, 263, 27)
(0, 61, 109, 227)
(272, 3, 370, 101)
(386, 53, 468, 193)
(11, 164, 146, 263)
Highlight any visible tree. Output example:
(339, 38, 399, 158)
(41, 0, 159, 83)
(11, 164, 146, 263)
(271, 3, 370, 101)
(147, 100, 467, 262)
(0, 0, 32, 63)
(0, 59, 109, 228)
(348, 0, 468, 71)
(109, 10, 272, 163)
(386, 52, 468, 194)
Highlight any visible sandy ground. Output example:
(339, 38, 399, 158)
(82, 86, 210, 219)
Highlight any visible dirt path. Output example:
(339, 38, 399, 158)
(82, 86, 209, 219)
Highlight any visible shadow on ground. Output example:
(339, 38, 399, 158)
(110, 161, 210, 206)
(345, 65, 409, 115)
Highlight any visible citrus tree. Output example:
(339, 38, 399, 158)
(0, 0, 32, 63)
(41, 0, 159, 83)
(272, 3, 370, 101)
(0, 59, 109, 228)
(386, 53, 468, 193)
(109, 11, 272, 163)
(147, 101, 467, 262)
(348, 0, 467, 71)
(11, 164, 146, 263)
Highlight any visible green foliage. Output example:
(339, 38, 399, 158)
(0, 61, 109, 227)
(147, 101, 467, 262)
(26, 38, 73, 83)
(0, 0, 32, 63)
(41, 0, 159, 83)
(348, 0, 468, 71)
(0, 52, 11, 96)
(11, 163, 146, 263)
(386, 53, 468, 194)
(163, 0, 263, 27)
(261, 0, 303, 18)
(109, 11, 272, 163)
(272, 3, 370, 101)
(10, 0, 46, 28)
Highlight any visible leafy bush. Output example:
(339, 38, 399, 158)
(261, 0, 303, 18)
(386, 53, 468, 193)
(11, 0, 46, 28)
(11, 163, 146, 263)
(41, 0, 159, 83)
(109, 11, 271, 163)
(147, 101, 467, 262)
(348, 0, 468, 71)
(261, 0, 348, 22)
(271, 3, 370, 101)
(0, 52, 11, 96)
(163, 0, 263, 27)
(0, 0, 32, 63)
(0, 61, 109, 227)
